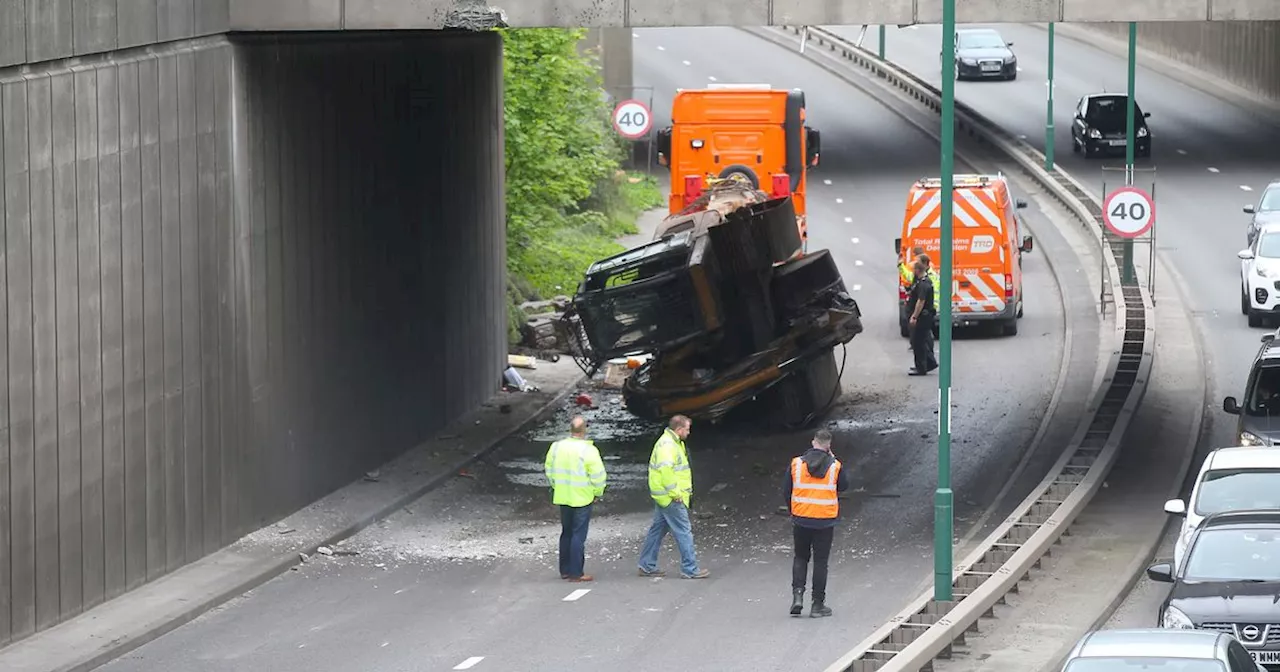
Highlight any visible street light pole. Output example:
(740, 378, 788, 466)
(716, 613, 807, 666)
(1044, 22, 1055, 170)
(935, 0, 956, 603)
(1122, 21, 1137, 284)
(879, 24, 886, 59)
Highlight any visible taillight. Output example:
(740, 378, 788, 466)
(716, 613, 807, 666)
(1004, 273, 1014, 301)
(899, 285, 909, 301)
(771, 174, 790, 198)
(683, 175, 704, 206)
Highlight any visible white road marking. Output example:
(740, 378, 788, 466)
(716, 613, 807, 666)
(855, 260, 864, 266)
(851, 237, 860, 243)
(1208, 167, 1220, 173)
(633, 32, 639, 38)
(1242, 185, 1254, 191)
(708, 75, 717, 81)
(682, 60, 691, 66)
(823, 179, 832, 185)
(563, 588, 591, 601)
(1176, 149, 1187, 155)
(836, 197, 844, 204)
(454, 658, 485, 670)
(844, 217, 853, 223)
(657, 45, 665, 51)
(853, 284, 863, 291)
(381, 642, 390, 647)
(1016, 67, 1023, 72)
(1017, 134, 1026, 139)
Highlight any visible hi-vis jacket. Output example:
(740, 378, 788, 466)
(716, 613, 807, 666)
(648, 428, 693, 508)
(782, 448, 850, 529)
(544, 437, 607, 508)
(901, 262, 941, 313)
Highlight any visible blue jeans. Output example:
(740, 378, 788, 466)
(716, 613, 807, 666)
(559, 504, 592, 577)
(637, 501, 699, 576)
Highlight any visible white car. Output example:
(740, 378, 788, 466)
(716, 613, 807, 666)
(1239, 222, 1280, 327)
(1164, 446, 1280, 571)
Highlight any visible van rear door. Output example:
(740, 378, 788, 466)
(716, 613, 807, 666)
(950, 188, 1011, 315)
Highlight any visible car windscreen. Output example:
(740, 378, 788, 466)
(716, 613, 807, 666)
(1193, 468, 1280, 516)
(1184, 527, 1280, 581)
(1086, 98, 1143, 132)
(1064, 658, 1225, 671)
(1261, 187, 1280, 212)
(1246, 365, 1280, 417)
(1259, 232, 1280, 258)
(958, 32, 1005, 49)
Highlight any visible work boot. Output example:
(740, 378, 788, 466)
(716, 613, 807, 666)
(810, 599, 832, 618)
(790, 589, 804, 616)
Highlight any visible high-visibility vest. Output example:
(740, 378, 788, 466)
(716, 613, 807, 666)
(899, 262, 914, 285)
(544, 437, 607, 507)
(927, 269, 941, 312)
(789, 456, 841, 519)
(648, 429, 693, 508)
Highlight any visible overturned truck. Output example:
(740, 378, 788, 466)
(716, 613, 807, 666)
(561, 176, 863, 428)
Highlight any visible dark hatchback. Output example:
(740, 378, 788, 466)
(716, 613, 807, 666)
(947, 28, 1017, 81)
(1147, 510, 1280, 670)
(1071, 93, 1152, 158)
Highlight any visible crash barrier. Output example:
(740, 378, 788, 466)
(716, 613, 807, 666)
(761, 25, 1156, 672)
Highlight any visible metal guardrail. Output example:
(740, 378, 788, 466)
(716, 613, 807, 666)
(762, 25, 1157, 672)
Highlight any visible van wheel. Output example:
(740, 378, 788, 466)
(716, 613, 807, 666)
(1017, 301, 1024, 319)
(1002, 319, 1018, 336)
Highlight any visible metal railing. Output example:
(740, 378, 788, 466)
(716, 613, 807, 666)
(757, 25, 1156, 672)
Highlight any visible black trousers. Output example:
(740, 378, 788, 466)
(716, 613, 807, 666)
(792, 524, 835, 601)
(910, 318, 938, 373)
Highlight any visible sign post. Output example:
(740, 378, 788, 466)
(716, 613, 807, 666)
(934, 0, 956, 604)
(612, 99, 652, 140)
(1123, 22, 1138, 284)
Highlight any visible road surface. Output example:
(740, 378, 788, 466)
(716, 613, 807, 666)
(95, 27, 1096, 672)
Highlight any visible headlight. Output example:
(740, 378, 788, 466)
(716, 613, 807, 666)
(1137, 127, 1148, 137)
(1241, 431, 1267, 446)
(1089, 129, 1102, 138)
(1258, 265, 1275, 278)
(1162, 606, 1195, 629)
(961, 57, 977, 65)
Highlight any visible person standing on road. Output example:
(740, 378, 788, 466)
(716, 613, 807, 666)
(783, 428, 849, 618)
(907, 259, 939, 376)
(637, 415, 711, 580)
(545, 415, 607, 582)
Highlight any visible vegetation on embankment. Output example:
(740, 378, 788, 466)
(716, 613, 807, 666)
(499, 27, 664, 344)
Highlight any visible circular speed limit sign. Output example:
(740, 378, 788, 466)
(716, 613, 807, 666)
(1102, 186, 1155, 238)
(612, 99, 652, 139)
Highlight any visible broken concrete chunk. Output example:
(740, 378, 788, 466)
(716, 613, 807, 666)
(317, 546, 334, 556)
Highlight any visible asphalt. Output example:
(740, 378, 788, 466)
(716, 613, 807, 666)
(87, 27, 1100, 672)
(817, 20, 1280, 662)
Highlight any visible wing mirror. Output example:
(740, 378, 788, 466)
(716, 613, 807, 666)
(1006, 41, 1014, 46)
(1240, 249, 1256, 260)
(1145, 562, 1174, 583)
(656, 127, 673, 168)
(1020, 236, 1034, 253)
(1245, 205, 1257, 214)
(1224, 396, 1242, 415)
(1143, 112, 1151, 118)
(1164, 499, 1187, 516)
(894, 237, 902, 255)
(1015, 198, 1028, 210)
(806, 128, 822, 168)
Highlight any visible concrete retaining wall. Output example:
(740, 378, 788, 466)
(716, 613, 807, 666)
(0, 29, 506, 646)
(1081, 21, 1280, 101)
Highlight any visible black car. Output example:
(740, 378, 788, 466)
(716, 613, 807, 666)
(1147, 510, 1280, 669)
(1071, 93, 1152, 158)
(945, 28, 1017, 81)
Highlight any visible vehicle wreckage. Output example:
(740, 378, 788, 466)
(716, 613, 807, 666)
(559, 175, 863, 428)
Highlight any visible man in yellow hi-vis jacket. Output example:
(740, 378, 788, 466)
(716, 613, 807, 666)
(637, 415, 711, 579)
(545, 416, 607, 582)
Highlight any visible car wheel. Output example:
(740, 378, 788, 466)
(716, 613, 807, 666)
(1071, 137, 1080, 153)
(1243, 285, 1251, 316)
(1006, 71, 1017, 81)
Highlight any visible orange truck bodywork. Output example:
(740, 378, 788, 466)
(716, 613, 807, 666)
(894, 174, 1035, 337)
(655, 86, 821, 247)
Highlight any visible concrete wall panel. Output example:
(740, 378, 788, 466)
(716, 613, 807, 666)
(0, 29, 505, 646)
(629, 0, 769, 27)
(1213, 1, 1280, 21)
(1062, 0, 1206, 22)
(1083, 21, 1280, 101)
(502, 0, 625, 29)
(73, 0, 118, 54)
(117, 0, 160, 49)
(772, 0, 913, 27)
(229, 0, 342, 29)
(0, 1, 28, 67)
(27, 0, 74, 63)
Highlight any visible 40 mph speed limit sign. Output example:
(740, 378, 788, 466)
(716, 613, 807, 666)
(612, 99, 652, 139)
(1102, 186, 1155, 238)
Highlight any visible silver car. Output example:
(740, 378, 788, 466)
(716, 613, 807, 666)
(1245, 180, 1280, 246)
(1061, 629, 1265, 671)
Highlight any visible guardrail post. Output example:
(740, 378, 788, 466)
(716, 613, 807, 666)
(1044, 23, 1055, 171)
(935, 0, 956, 604)
(1122, 21, 1137, 284)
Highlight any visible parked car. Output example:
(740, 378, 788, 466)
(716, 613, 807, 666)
(1223, 329, 1280, 445)
(1070, 93, 1152, 158)
(1060, 628, 1264, 671)
(1164, 446, 1280, 571)
(944, 28, 1018, 81)
(1240, 222, 1280, 327)
(1245, 180, 1280, 247)
(1147, 510, 1280, 669)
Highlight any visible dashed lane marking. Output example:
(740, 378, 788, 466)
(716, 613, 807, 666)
(823, 179, 832, 185)
(564, 588, 592, 601)
(455, 658, 485, 670)
(853, 284, 863, 291)
(855, 260, 864, 266)
(844, 217, 853, 223)
(632, 32, 639, 38)
(836, 197, 844, 203)
(1208, 167, 1220, 173)
(1242, 185, 1254, 191)
(1177, 149, 1187, 155)
(708, 75, 717, 81)
(851, 237, 860, 243)
(682, 60, 691, 66)
(657, 45, 665, 50)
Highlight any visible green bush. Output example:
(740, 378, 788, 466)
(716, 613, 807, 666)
(499, 28, 664, 344)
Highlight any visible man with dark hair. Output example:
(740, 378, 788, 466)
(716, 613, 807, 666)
(907, 259, 939, 376)
(783, 428, 849, 617)
(637, 415, 710, 579)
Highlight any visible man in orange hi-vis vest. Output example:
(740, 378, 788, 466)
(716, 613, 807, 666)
(782, 429, 849, 618)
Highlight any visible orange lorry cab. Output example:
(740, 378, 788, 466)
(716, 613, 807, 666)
(655, 85, 821, 248)
(894, 174, 1035, 337)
